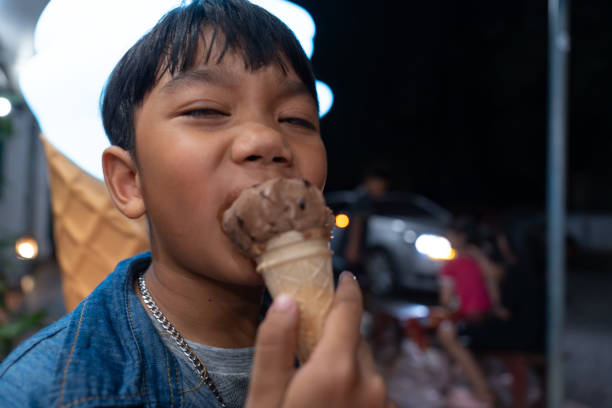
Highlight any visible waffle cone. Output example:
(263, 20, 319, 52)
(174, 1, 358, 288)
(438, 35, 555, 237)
(256, 230, 334, 362)
(41, 135, 149, 311)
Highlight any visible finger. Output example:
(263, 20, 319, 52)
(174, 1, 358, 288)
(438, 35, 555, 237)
(357, 340, 389, 408)
(317, 271, 363, 357)
(245, 294, 299, 408)
(357, 339, 377, 374)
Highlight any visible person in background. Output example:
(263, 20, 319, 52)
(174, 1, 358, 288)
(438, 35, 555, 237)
(435, 216, 495, 407)
(456, 220, 547, 408)
(343, 163, 391, 289)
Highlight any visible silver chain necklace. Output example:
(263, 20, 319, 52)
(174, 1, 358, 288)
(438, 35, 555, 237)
(138, 273, 227, 407)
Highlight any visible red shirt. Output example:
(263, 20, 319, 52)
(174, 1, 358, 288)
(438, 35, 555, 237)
(441, 255, 492, 317)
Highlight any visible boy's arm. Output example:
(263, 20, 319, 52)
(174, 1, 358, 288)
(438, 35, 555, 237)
(467, 245, 509, 317)
(246, 271, 394, 408)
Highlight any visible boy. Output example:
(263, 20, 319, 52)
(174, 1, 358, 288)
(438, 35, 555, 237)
(0, 1, 392, 407)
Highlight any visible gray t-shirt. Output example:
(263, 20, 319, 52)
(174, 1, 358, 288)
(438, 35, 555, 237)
(147, 313, 253, 408)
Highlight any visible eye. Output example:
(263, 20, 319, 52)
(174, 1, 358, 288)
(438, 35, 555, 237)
(279, 117, 317, 131)
(183, 108, 229, 118)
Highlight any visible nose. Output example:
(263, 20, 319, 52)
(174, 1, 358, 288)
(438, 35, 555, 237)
(231, 123, 293, 166)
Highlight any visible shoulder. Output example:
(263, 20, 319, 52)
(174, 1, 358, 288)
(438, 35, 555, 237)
(0, 253, 152, 405)
(0, 314, 71, 405)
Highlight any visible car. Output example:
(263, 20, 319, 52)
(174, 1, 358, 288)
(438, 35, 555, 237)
(325, 190, 453, 295)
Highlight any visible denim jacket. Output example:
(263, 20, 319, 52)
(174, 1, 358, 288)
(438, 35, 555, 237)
(0, 252, 220, 407)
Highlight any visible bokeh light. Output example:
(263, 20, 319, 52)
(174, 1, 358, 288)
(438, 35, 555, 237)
(15, 236, 39, 260)
(335, 213, 350, 228)
(0, 97, 12, 117)
(20, 275, 36, 294)
(414, 234, 455, 260)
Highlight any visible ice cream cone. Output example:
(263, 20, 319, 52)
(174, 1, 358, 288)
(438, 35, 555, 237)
(256, 230, 334, 362)
(40, 135, 149, 311)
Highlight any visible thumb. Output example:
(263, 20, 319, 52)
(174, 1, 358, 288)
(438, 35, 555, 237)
(246, 294, 299, 408)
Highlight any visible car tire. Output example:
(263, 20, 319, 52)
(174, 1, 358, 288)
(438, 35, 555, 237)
(364, 249, 396, 295)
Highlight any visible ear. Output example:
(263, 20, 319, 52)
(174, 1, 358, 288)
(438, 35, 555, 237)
(102, 146, 145, 219)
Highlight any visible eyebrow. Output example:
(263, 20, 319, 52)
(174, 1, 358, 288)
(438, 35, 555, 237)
(159, 68, 239, 95)
(276, 79, 312, 100)
(159, 67, 314, 103)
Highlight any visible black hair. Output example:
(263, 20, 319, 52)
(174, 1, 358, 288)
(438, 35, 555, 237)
(101, 0, 317, 153)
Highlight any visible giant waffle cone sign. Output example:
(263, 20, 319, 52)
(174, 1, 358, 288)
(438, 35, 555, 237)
(41, 136, 149, 311)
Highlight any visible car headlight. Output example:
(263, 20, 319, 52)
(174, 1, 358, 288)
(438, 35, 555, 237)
(415, 234, 455, 260)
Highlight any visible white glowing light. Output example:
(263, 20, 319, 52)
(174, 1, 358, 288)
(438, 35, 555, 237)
(15, 236, 39, 260)
(250, 0, 315, 58)
(316, 80, 334, 117)
(0, 97, 12, 117)
(405, 304, 429, 319)
(21, 0, 184, 180)
(414, 234, 454, 261)
(20, 0, 333, 181)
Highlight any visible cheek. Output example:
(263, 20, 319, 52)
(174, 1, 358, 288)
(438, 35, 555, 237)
(138, 138, 220, 231)
(146, 154, 203, 205)
(297, 140, 327, 189)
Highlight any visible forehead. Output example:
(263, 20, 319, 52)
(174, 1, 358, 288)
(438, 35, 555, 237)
(159, 57, 306, 96)
(149, 47, 314, 112)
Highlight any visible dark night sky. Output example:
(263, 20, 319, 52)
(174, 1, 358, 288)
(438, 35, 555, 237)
(293, 1, 612, 215)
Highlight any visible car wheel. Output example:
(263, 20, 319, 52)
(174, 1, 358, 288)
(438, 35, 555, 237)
(365, 249, 396, 295)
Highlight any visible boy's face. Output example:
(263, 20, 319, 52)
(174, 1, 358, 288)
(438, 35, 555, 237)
(133, 50, 326, 286)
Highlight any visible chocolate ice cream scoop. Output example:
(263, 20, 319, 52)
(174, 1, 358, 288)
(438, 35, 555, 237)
(222, 178, 334, 258)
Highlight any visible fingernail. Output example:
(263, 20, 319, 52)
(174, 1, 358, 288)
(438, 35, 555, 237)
(272, 294, 296, 312)
(340, 270, 356, 282)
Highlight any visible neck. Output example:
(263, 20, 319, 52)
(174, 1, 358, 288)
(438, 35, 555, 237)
(139, 261, 263, 349)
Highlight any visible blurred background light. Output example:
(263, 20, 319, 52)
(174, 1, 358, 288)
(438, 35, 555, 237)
(251, 0, 315, 58)
(0, 96, 12, 117)
(315, 80, 334, 117)
(335, 213, 350, 228)
(403, 229, 417, 244)
(19, 0, 333, 181)
(414, 234, 454, 261)
(15, 236, 39, 260)
(20, 275, 36, 294)
(390, 219, 405, 233)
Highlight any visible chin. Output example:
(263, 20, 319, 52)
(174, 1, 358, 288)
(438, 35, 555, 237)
(234, 257, 264, 286)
